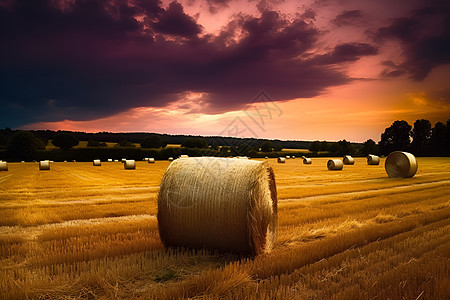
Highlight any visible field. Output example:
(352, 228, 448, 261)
(0, 157, 449, 299)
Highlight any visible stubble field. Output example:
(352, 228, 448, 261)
(0, 157, 449, 299)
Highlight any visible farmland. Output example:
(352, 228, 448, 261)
(0, 157, 449, 299)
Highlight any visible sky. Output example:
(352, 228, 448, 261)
(0, 0, 449, 142)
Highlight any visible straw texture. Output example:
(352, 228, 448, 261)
(367, 154, 380, 165)
(343, 155, 354, 165)
(158, 157, 277, 256)
(277, 157, 286, 163)
(385, 151, 418, 178)
(327, 159, 343, 170)
(303, 158, 312, 164)
(39, 160, 50, 170)
(0, 161, 7, 171)
(93, 159, 101, 166)
(124, 160, 136, 169)
(148, 158, 155, 163)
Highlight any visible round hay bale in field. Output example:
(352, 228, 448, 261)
(93, 159, 101, 166)
(158, 157, 277, 255)
(277, 157, 286, 163)
(327, 159, 343, 170)
(121, 158, 126, 163)
(64, 160, 67, 163)
(114, 159, 119, 162)
(168, 157, 174, 162)
(108, 159, 113, 162)
(265, 156, 268, 159)
(301, 156, 307, 160)
(292, 156, 295, 159)
(385, 151, 418, 178)
(343, 155, 354, 165)
(367, 154, 380, 165)
(21, 161, 25, 163)
(39, 160, 50, 170)
(286, 155, 291, 159)
(72, 160, 76, 162)
(0, 161, 8, 171)
(124, 159, 136, 169)
(303, 157, 312, 164)
(148, 158, 155, 163)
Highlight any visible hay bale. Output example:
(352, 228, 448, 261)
(367, 154, 380, 165)
(179, 155, 189, 158)
(108, 159, 113, 162)
(303, 157, 312, 164)
(327, 159, 343, 170)
(292, 156, 295, 159)
(301, 156, 306, 160)
(124, 159, 136, 169)
(265, 156, 268, 159)
(385, 151, 418, 178)
(93, 159, 101, 166)
(114, 159, 119, 162)
(148, 158, 155, 163)
(0, 161, 8, 171)
(21, 161, 25, 163)
(121, 158, 126, 163)
(286, 155, 291, 159)
(158, 157, 277, 255)
(168, 157, 174, 162)
(39, 160, 50, 170)
(72, 160, 76, 162)
(277, 157, 286, 163)
(343, 155, 354, 165)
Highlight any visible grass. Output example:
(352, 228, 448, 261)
(0, 157, 449, 299)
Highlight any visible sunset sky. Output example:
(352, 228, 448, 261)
(1, 0, 449, 142)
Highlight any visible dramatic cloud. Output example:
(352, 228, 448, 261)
(332, 10, 363, 27)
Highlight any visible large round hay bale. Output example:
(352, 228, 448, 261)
(124, 160, 136, 169)
(277, 157, 286, 163)
(39, 160, 50, 170)
(158, 157, 277, 255)
(0, 161, 8, 171)
(148, 158, 155, 163)
(303, 157, 312, 164)
(168, 157, 174, 162)
(367, 154, 380, 165)
(343, 155, 354, 165)
(327, 159, 343, 170)
(93, 159, 101, 166)
(385, 151, 417, 178)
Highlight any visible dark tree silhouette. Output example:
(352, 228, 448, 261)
(52, 133, 79, 150)
(331, 139, 355, 156)
(411, 119, 431, 155)
(360, 139, 377, 156)
(430, 122, 447, 155)
(115, 140, 136, 147)
(181, 137, 208, 149)
(260, 141, 273, 152)
(273, 142, 283, 151)
(140, 135, 164, 148)
(87, 139, 107, 147)
(379, 120, 412, 155)
(309, 141, 321, 153)
(0, 133, 7, 149)
(6, 131, 46, 161)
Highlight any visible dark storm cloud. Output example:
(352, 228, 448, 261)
(0, 0, 374, 127)
(206, 0, 231, 14)
(332, 10, 363, 27)
(374, 2, 450, 80)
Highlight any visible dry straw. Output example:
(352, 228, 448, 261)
(277, 157, 286, 163)
(158, 157, 277, 255)
(327, 159, 343, 170)
(303, 157, 312, 164)
(343, 155, 355, 165)
(385, 151, 418, 178)
(0, 161, 8, 171)
(148, 158, 155, 163)
(93, 159, 101, 166)
(124, 160, 136, 169)
(367, 154, 380, 165)
(39, 160, 50, 170)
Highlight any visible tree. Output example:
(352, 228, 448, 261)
(273, 142, 283, 152)
(0, 133, 7, 149)
(181, 137, 208, 149)
(87, 139, 107, 147)
(360, 139, 377, 156)
(411, 119, 431, 155)
(141, 134, 163, 148)
(115, 140, 136, 147)
(429, 122, 447, 155)
(379, 120, 412, 155)
(260, 141, 273, 152)
(209, 141, 219, 150)
(6, 131, 46, 161)
(309, 141, 320, 153)
(332, 139, 355, 156)
(52, 133, 79, 150)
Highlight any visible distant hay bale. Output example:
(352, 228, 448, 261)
(179, 155, 189, 158)
(0, 161, 8, 171)
(143, 158, 149, 161)
(236, 156, 249, 159)
(158, 157, 277, 256)
(21, 161, 25, 163)
(121, 158, 126, 163)
(114, 159, 119, 162)
(385, 151, 418, 178)
(303, 158, 312, 164)
(301, 156, 306, 160)
(168, 157, 174, 162)
(72, 160, 76, 162)
(286, 155, 291, 159)
(292, 156, 295, 159)
(39, 160, 50, 170)
(265, 156, 268, 159)
(108, 159, 113, 162)
(327, 159, 343, 170)
(367, 154, 380, 165)
(343, 155, 355, 165)
(148, 158, 155, 163)
(93, 159, 101, 166)
(124, 159, 136, 169)
(277, 157, 286, 163)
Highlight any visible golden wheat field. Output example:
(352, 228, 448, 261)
(0, 157, 449, 299)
